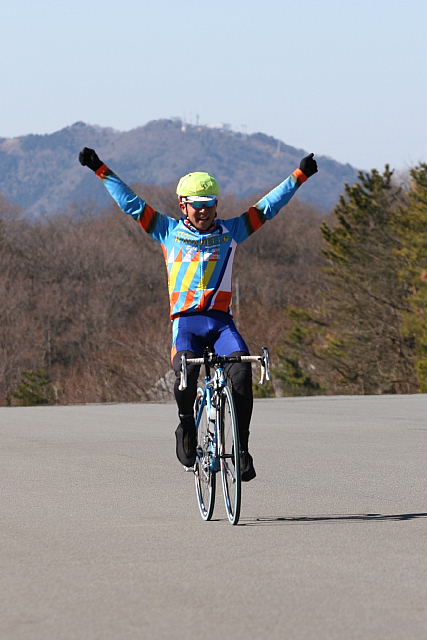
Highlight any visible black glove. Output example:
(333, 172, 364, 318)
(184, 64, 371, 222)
(79, 147, 103, 172)
(299, 153, 318, 178)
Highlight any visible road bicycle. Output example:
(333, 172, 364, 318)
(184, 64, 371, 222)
(179, 347, 270, 525)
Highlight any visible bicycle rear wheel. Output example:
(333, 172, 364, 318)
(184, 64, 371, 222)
(219, 385, 241, 525)
(194, 390, 216, 521)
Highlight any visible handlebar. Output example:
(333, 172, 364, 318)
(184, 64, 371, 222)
(179, 347, 271, 391)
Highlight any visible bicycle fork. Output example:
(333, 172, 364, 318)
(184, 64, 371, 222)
(196, 384, 220, 474)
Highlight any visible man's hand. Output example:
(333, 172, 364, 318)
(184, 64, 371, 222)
(299, 153, 318, 178)
(79, 147, 103, 172)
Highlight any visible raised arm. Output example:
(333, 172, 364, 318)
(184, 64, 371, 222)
(227, 153, 318, 243)
(78, 147, 175, 242)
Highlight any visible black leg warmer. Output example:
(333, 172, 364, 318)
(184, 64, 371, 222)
(172, 351, 200, 417)
(225, 351, 253, 451)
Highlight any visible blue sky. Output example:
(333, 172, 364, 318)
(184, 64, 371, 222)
(1, 0, 425, 170)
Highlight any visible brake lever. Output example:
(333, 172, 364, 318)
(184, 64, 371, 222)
(179, 354, 188, 391)
(259, 347, 271, 384)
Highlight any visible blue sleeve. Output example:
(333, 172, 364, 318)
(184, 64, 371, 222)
(226, 169, 308, 244)
(96, 164, 177, 243)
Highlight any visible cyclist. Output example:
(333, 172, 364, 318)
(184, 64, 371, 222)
(79, 147, 318, 480)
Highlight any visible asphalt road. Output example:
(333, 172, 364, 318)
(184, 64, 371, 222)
(1, 394, 426, 640)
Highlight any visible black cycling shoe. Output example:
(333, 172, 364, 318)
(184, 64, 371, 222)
(175, 415, 197, 467)
(240, 451, 256, 482)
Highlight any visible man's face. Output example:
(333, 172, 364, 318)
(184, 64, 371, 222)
(180, 198, 218, 232)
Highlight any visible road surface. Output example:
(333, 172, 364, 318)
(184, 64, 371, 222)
(1, 394, 426, 639)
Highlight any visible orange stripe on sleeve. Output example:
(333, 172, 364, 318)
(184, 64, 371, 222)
(95, 163, 110, 179)
(247, 206, 265, 232)
(293, 168, 308, 183)
(139, 203, 157, 232)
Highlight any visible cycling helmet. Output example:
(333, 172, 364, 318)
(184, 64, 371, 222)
(176, 171, 221, 199)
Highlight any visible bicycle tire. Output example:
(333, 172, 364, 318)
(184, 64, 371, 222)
(194, 389, 216, 521)
(219, 385, 241, 525)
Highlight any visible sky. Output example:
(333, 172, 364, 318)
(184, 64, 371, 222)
(1, 0, 425, 171)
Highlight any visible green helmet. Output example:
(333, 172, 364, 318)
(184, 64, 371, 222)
(176, 171, 221, 197)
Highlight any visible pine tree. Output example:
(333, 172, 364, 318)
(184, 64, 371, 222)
(393, 164, 427, 391)
(273, 308, 323, 396)
(13, 368, 56, 406)
(279, 166, 420, 395)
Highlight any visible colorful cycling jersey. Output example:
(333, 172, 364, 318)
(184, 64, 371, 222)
(96, 164, 307, 319)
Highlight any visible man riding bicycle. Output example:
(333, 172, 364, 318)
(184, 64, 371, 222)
(79, 147, 318, 481)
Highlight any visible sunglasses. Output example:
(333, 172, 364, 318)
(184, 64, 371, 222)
(183, 198, 217, 210)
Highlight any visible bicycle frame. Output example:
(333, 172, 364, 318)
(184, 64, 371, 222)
(180, 347, 271, 524)
(194, 361, 229, 473)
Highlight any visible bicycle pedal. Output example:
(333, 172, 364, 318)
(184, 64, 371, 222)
(183, 465, 195, 472)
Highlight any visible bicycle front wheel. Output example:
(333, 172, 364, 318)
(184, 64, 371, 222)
(219, 386, 241, 525)
(194, 390, 216, 521)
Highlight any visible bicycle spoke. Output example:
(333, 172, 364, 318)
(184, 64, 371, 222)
(220, 386, 241, 525)
(194, 392, 216, 520)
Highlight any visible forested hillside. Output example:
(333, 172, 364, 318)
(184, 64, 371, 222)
(1, 163, 425, 406)
(0, 119, 358, 217)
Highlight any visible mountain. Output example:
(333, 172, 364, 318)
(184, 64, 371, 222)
(0, 119, 359, 217)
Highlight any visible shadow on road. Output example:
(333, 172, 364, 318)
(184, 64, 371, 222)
(240, 512, 427, 526)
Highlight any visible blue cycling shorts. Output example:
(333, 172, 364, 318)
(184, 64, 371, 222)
(171, 311, 249, 361)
